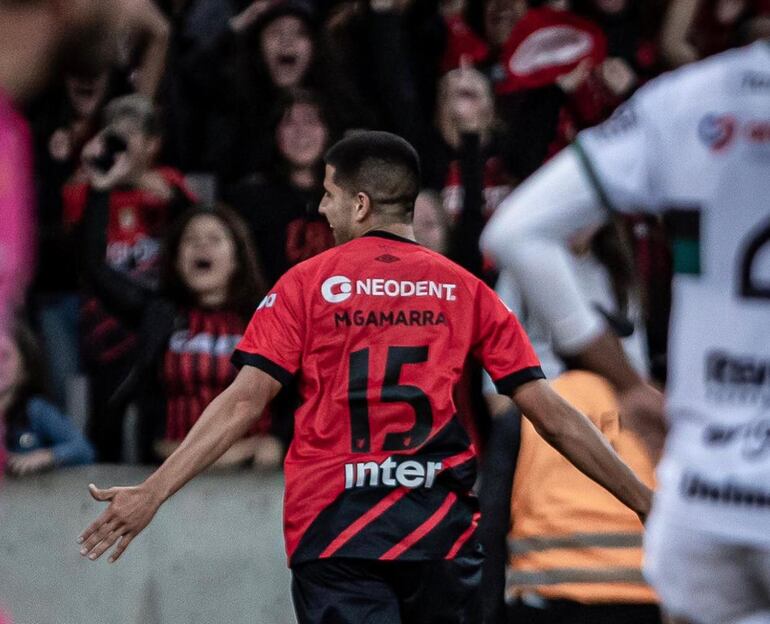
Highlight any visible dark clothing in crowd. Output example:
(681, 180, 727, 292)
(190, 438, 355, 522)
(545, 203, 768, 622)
(227, 177, 333, 284)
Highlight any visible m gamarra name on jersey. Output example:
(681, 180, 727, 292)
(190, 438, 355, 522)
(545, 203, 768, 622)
(233, 231, 543, 565)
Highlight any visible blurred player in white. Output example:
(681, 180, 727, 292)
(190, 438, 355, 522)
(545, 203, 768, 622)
(482, 41, 770, 624)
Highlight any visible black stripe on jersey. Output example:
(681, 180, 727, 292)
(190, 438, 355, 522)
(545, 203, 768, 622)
(494, 366, 545, 396)
(363, 230, 420, 245)
(291, 416, 478, 565)
(409, 493, 477, 558)
(434, 457, 478, 496)
(571, 140, 617, 215)
(664, 207, 702, 275)
(231, 350, 293, 386)
(292, 486, 399, 564)
(335, 487, 477, 560)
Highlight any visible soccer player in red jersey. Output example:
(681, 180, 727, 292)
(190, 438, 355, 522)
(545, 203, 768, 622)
(79, 131, 653, 623)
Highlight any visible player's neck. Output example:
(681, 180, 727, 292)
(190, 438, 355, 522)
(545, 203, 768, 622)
(358, 222, 416, 242)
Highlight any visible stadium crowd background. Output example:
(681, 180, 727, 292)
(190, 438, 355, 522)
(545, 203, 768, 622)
(2, 0, 770, 620)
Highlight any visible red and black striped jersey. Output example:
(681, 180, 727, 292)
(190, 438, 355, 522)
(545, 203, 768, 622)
(163, 309, 245, 441)
(233, 231, 543, 565)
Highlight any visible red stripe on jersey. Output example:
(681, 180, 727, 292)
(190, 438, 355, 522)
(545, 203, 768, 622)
(319, 487, 410, 558)
(379, 492, 458, 561)
(445, 511, 480, 559)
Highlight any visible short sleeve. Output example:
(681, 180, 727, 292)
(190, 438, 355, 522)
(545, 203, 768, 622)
(575, 78, 669, 215)
(472, 281, 545, 396)
(231, 269, 305, 386)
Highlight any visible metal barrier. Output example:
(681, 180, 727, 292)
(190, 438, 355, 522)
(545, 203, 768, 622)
(0, 465, 294, 624)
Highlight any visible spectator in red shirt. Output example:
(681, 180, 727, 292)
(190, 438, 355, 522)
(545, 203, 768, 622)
(64, 94, 195, 462)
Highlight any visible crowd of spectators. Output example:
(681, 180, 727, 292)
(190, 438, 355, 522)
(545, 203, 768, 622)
(4, 0, 769, 481)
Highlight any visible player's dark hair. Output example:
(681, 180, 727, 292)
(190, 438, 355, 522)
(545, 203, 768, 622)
(324, 131, 421, 220)
(161, 204, 268, 320)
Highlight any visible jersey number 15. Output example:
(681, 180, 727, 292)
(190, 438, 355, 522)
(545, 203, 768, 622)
(347, 346, 433, 453)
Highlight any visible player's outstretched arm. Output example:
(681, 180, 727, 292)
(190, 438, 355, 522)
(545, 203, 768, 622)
(78, 366, 281, 563)
(512, 379, 653, 522)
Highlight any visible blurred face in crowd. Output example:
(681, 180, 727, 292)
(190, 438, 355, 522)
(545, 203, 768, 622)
(176, 215, 239, 306)
(277, 102, 328, 168)
(319, 165, 356, 245)
(0, 333, 23, 402)
(107, 116, 160, 178)
(413, 191, 448, 255)
(260, 16, 314, 89)
(484, 0, 527, 47)
(55, 0, 120, 76)
(65, 72, 110, 119)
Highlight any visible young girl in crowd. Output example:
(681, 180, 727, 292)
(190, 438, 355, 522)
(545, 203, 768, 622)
(81, 156, 282, 467)
(1, 321, 94, 477)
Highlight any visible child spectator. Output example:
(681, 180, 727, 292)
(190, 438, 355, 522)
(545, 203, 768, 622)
(1, 321, 94, 477)
(65, 94, 195, 462)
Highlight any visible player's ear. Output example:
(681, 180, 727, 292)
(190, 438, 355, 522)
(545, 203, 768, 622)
(354, 192, 372, 223)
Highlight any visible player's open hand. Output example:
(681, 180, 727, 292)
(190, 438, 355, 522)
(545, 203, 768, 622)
(78, 482, 161, 563)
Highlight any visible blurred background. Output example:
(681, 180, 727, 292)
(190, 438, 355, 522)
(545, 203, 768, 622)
(1, 0, 768, 622)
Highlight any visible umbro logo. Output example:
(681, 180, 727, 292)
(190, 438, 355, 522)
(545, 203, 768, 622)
(375, 254, 400, 263)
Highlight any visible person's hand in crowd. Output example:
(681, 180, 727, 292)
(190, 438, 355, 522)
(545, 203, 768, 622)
(6, 449, 54, 477)
(230, 0, 272, 34)
(661, 0, 701, 67)
(81, 131, 135, 191)
(78, 482, 162, 562)
(619, 382, 667, 465)
(48, 128, 74, 163)
(326, 1, 362, 32)
(117, 0, 171, 98)
(555, 58, 592, 94)
(438, 56, 495, 148)
(600, 57, 637, 97)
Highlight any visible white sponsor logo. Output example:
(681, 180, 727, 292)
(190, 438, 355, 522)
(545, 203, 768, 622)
(168, 331, 241, 356)
(321, 275, 457, 304)
(321, 276, 354, 303)
(509, 25, 593, 75)
(257, 293, 277, 310)
(344, 456, 443, 489)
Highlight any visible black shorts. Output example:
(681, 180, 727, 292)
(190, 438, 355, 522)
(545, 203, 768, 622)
(291, 554, 483, 624)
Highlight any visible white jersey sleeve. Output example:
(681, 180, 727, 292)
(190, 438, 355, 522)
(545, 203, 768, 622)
(481, 147, 609, 353)
(574, 77, 674, 214)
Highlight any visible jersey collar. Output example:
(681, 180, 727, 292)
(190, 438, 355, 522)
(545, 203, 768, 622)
(362, 230, 420, 245)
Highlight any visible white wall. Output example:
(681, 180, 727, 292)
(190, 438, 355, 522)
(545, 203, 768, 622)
(0, 465, 294, 624)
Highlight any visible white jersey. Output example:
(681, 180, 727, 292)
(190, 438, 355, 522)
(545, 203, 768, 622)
(577, 42, 770, 543)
